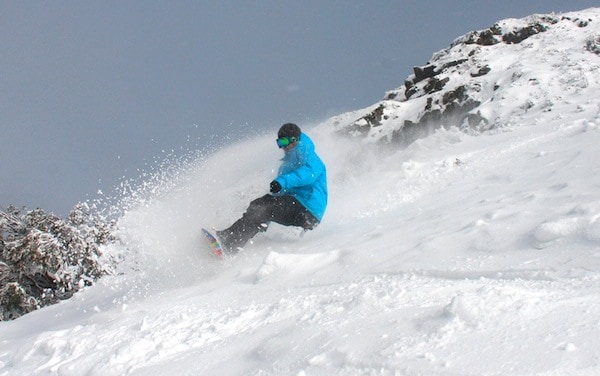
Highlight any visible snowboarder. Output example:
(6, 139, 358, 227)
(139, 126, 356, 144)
(216, 123, 327, 253)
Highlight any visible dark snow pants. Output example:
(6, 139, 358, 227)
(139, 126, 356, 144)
(217, 194, 319, 253)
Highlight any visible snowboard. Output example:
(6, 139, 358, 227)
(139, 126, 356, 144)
(201, 228, 224, 258)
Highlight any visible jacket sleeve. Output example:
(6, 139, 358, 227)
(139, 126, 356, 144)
(275, 151, 323, 190)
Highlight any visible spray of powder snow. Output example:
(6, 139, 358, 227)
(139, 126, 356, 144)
(101, 119, 470, 289)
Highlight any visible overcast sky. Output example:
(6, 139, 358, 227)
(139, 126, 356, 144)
(1, 1, 597, 216)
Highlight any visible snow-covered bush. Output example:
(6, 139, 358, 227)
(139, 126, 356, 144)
(0, 203, 115, 320)
(586, 35, 600, 54)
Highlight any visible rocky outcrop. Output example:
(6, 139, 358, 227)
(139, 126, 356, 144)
(333, 10, 598, 145)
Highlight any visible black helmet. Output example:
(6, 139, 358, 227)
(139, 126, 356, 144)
(278, 123, 301, 139)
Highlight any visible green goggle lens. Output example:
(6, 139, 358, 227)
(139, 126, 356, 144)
(276, 137, 295, 148)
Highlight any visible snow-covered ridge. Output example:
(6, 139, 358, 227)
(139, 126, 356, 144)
(331, 8, 600, 144)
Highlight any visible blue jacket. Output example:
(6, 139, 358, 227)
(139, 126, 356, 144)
(274, 133, 328, 221)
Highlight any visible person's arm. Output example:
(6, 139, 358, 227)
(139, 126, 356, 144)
(275, 152, 323, 190)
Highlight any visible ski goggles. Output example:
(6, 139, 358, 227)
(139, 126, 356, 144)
(276, 136, 297, 148)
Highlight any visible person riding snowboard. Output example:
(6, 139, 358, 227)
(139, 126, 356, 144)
(216, 123, 327, 253)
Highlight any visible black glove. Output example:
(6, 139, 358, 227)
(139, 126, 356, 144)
(270, 180, 282, 193)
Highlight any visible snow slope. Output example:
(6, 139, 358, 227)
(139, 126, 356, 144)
(2, 8, 600, 376)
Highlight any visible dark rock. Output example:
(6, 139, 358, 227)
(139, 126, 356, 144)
(502, 22, 548, 44)
(442, 85, 467, 105)
(463, 24, 502, 46)
(424, 77, 449, 95)
(425, 97, 434, 111)
(444, 98, 481, 118)
(560, 15, 587, 27)
(384, 91, 398, 100)
(466, 112, 488, 127)
(471, 65, 491, 77)
(441, 59, 468, 71)
(365, 104, 385, 127)
(413, 64, 437, 83)
(405, 85, 418, 100)
(403, 79, 415, 99)
(392, 120, 432, 146)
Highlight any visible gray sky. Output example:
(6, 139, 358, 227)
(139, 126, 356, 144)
(1, 1, 597, 216)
